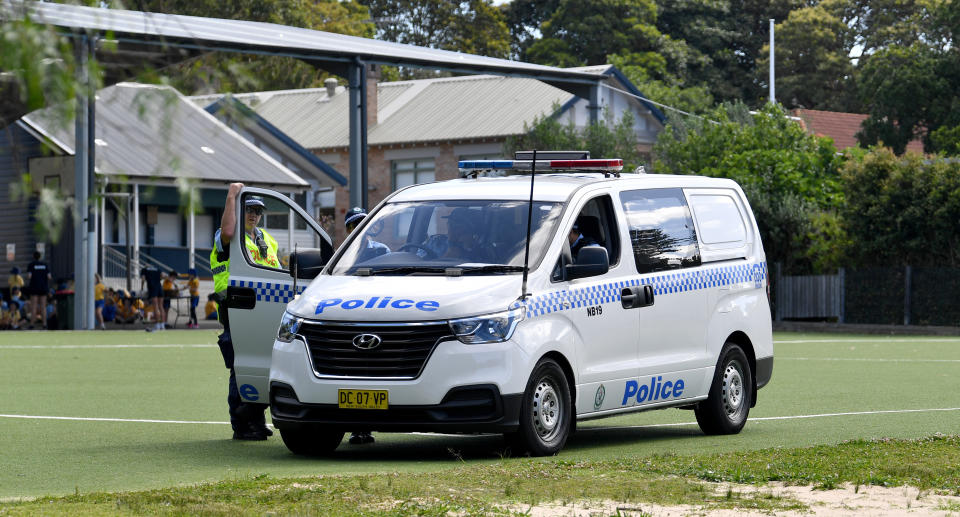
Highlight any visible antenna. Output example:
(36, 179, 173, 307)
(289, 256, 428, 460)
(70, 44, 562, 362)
(520, 149, 537, 299)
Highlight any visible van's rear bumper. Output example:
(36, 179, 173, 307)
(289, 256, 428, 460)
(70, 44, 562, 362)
(270, 382, 522, 433)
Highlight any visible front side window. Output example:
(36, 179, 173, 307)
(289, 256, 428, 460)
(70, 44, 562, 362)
(331, 200, 563, 275)
(619, 188, 700, 274)
(241, 193, 326, 272)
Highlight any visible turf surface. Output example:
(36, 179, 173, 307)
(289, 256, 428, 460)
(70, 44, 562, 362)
(1, 330, 958, 498)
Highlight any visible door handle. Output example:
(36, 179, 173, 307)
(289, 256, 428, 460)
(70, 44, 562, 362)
(226, 286, 256, 310)
(621, 285, 655, 309)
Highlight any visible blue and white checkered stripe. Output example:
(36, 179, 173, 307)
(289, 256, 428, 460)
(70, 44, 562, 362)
(229, 279, 306, 303)
(525, 261, 767, 318)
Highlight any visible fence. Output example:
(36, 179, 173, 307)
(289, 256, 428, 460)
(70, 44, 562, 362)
(774, 265, 960, 327)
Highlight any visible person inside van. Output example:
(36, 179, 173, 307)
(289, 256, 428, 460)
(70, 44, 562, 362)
(569, 215, 602, 261)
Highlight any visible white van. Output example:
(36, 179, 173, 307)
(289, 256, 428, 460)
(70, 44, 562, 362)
(226, 154, 773, 457)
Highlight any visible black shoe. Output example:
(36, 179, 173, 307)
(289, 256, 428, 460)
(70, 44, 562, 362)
(232, 429, 269, 441)
(349, 432, 374, 445)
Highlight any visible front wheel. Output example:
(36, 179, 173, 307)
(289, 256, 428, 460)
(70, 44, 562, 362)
(279, 427, 344, 457)
(506, 358, 572, 456)
(695, 343, 752, 435)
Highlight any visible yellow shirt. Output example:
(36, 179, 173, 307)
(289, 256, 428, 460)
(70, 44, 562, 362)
(204, 300, 218, 318)
(188, 277, 200, 297)
(162, 277, 176, 291)
(8, 274, 24, 289)
(94, 282, 105, 301)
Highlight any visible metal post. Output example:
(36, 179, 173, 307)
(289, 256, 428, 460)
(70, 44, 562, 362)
(348, 60, 364, 210)
(838, 267, 845, 324)
(188, 193, 195, 270)
(99, 183, 105, 276)
(288, 192, 295, 254)
(904, 265, 912, 326)
(125, 194, 132, 292)
(588, 83, 601, 124)
(132, 184, 139, 275)
(769, 18, 776, 105)
(72, 36, 90, 330)
(85, 42, 97, 330)
(360, 64, 369, 209)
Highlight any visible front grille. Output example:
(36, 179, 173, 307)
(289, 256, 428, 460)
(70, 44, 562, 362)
(298, 321, 454, 378)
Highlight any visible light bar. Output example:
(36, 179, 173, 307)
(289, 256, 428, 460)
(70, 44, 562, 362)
(458, 159, 623, 171)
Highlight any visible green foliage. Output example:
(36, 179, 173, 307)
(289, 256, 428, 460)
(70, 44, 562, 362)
(840, 147, 960, 267)
(362, 0, 510, 64)
(526, 0, 661, 68)
(930, 124, 960, 156)
(653, 103, 844, 272)
(128, 0, 375, 93)
(758, 5, 858, 111)
(502, 109, 645, 173)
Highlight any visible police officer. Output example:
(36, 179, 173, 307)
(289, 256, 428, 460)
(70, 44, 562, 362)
(210, 183, 279, 440)
(569, 216, 601, 261)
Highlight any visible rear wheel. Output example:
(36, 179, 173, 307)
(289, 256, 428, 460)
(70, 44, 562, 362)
(279, 427, 344, 456)
(695, 343, 752, 435)
(506, 358, 572, 456)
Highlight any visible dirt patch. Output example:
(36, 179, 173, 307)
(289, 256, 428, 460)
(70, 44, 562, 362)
(508, 482, 960, 516)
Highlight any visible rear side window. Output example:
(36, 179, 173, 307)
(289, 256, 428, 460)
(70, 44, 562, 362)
(689, 193, 747, 246)
(619, 188, 701, 274)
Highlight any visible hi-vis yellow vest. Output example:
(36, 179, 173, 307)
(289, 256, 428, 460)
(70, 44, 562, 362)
(210, 228, 280, 296)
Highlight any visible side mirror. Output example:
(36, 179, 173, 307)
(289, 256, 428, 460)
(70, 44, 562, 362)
(565, 246, 609, 280)
(289, 248, 328, 279)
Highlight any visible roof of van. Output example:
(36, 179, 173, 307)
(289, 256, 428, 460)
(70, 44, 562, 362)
(388, 174, 741, 203)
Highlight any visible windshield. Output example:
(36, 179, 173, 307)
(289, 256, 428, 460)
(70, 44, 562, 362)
(331, 200, 563, 275)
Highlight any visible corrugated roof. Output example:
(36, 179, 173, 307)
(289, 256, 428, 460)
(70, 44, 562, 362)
(21, 83, 308, 188)
(234, 75, 574, 149)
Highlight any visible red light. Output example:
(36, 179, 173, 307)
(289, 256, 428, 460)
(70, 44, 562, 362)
(549, 159, 623, 168)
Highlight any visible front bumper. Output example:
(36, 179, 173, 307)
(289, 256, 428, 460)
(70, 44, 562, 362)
(270, 382, 522, 433)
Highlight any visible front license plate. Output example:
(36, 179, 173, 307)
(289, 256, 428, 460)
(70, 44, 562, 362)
(338, 389, 388, 410)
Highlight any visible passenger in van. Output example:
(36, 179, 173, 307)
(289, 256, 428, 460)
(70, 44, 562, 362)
(569, 215, 602, 261)
(345, 207, 390, 263)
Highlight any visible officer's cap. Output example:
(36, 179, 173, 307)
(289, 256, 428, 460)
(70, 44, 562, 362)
(344, 207, 367, 227)
(245, 196, 266, 209)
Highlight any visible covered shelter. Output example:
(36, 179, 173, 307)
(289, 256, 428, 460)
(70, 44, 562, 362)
(1, 0, 611, 329)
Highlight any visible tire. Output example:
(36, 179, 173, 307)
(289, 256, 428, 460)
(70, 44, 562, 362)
(506, 358, 572, 456)
(695, 343, 752, 435)
(279, 427, 344, 457)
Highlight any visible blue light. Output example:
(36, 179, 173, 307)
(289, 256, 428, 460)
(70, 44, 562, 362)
(458, 160, 515, 169)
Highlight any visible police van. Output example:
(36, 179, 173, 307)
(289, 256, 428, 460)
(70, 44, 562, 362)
(225, 152, 773, 457)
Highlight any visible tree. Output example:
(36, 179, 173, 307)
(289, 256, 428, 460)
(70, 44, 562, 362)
(362, 0, 510, 57)
(502, 109, 645, 174)
(502, 0, 560, 60)
(653, 103, 845, 272)
(525, 0, 662, 69)
(841, 147, 960, 267)
(757, 5, 858, 111)
(131, 0, 375, 93)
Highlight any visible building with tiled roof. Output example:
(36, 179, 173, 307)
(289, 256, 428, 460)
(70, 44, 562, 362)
(791, 109, 924, 154)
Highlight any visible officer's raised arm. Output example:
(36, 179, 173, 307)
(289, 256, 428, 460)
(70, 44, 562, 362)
(220, 182, 244, 246)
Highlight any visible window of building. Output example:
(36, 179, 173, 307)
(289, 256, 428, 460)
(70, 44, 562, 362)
(392, 158, 435, 190)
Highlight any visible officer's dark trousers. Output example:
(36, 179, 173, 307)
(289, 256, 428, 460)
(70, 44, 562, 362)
(217, 312, 267, 432)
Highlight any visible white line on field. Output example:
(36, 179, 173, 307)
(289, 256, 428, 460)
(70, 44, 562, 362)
(582, 407, 960, 432)
(3, 407, 960, 429)
(0, 344, 216, 349)
(780, 356, 960, 363)
(775, 338, 960, 344)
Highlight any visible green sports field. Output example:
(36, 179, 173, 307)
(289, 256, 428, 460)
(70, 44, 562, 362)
(1, 330, 958, 499)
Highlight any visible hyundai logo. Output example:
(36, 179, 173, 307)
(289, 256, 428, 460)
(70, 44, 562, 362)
(352, 333, 382, 350)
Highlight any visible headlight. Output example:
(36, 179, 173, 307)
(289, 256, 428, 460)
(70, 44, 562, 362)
(449, 307, 525, 344)
(277, 311, 302, 343)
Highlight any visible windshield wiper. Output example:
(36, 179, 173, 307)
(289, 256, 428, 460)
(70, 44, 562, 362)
(456, 265, 526, 274)
(355, 266, 450, 276)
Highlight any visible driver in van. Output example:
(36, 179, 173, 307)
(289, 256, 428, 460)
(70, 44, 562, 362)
(209, 184, 279, 441)
(569, 215, 601, 260)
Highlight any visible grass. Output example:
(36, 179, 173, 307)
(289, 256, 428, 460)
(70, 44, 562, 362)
(3, 435, 960, 516)
(1, 330, 959, 501)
